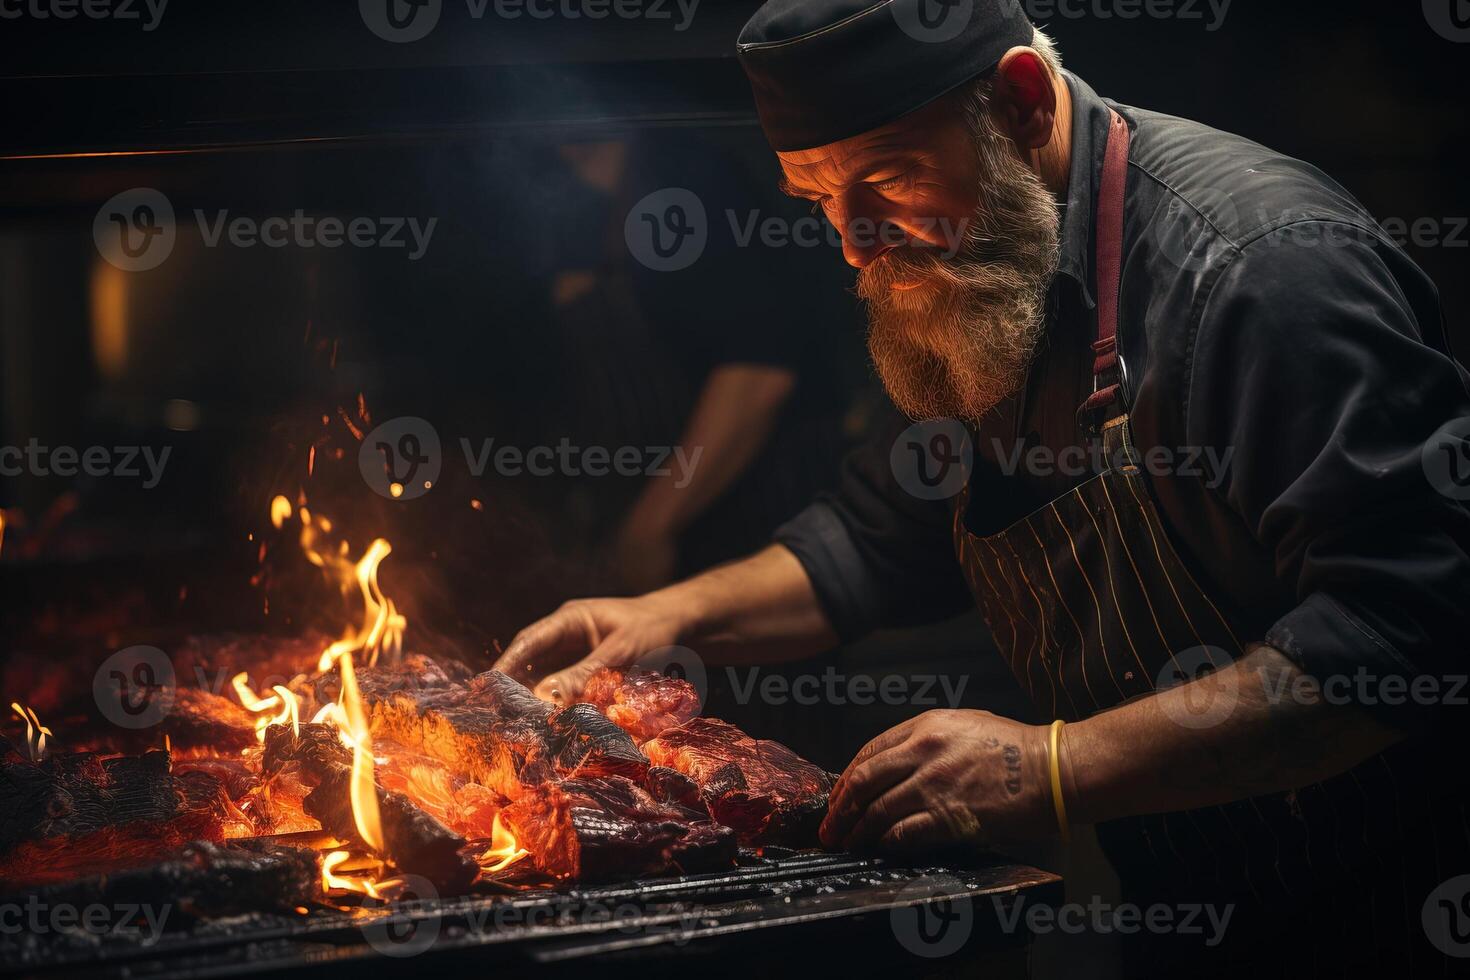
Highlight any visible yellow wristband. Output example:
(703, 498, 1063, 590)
(1049, 719, 1071, 843)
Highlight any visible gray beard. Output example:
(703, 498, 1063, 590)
(858, 113, 1061, 422)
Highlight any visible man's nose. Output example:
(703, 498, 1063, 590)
(832, 195, 907, 269)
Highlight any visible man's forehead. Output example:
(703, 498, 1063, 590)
(776, 98, 958, 178)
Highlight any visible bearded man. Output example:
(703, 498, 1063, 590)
(497, 0, 1470, 972)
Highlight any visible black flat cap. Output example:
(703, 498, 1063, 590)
(737, 0, 1037, 152)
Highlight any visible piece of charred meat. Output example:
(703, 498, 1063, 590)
(262, 724, 478, 894)
(0, 749, 225, 852)
(582, 667, 701, 743)
(643, 718, 834, 845)
(500, 774, 736, 881)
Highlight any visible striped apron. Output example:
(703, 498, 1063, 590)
(953, 110, 1470, 976)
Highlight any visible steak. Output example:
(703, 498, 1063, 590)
(642, 718, 834, 845)
(500, 774, 736, 881)
(583, 667, 701, 743)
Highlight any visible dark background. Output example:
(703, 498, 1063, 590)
(1, 0, 1466, 767)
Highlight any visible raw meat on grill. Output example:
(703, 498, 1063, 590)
(643, 718, 835, 844)
(583, 667, 701, 743)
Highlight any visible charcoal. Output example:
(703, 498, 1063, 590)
(643, 718, 835, 845)
(0, 750, 183, 850)
(0, 811, 223, 889)
(1, 838, 320, 932)
(264, 724, 479, 894)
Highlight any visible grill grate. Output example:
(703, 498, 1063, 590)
(4, 851, 1060, 978)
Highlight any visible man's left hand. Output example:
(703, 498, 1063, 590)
(820, 710, 1056, 854)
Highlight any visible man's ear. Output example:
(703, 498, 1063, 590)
(993, 47, 1058, 151)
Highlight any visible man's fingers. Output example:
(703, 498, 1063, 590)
(877, 811, 951, 856)
(533, 658, 605, 705)
(531, 632, 632, 704)
(842, 777, 928, 852)
(495, 605, 600, 681)
(821, 745, 919, 848)
(848, 717, 920, 770)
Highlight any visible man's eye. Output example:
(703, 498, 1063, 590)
(872, 174, 912, 194)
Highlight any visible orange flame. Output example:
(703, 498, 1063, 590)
(478, 814, 529, 874)
(320, 850, 404, 900)
(230, 673, 301, 743)
(9, 702, 53, 762)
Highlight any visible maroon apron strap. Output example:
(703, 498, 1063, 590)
(1080, 108, 1132, 417)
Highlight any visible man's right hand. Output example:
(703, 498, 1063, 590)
(492, 545, 839, 704)
(493, 594, 691, 703)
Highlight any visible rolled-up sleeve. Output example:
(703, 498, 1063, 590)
(1192, 222, 1470, 734)
(774, 407, 973, 641)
